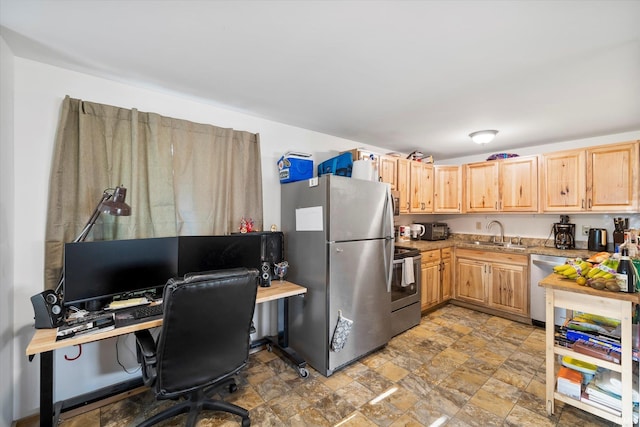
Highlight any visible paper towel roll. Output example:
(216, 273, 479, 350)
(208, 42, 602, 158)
(351, 160, 373, 180)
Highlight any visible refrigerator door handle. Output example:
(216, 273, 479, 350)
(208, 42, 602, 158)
(383, 186, 394, 292)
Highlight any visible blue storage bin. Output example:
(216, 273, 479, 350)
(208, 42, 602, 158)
(317, 152, 353, 177)
(278, 152, 313, 183)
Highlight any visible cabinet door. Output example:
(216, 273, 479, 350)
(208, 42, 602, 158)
(488, 262, 527, 316)
(542, 149, 586, 212)
(500, 156, 538, 212)
(440, 254, 453, 301)
(410, 162, 433, 213)
(455, 258, 486, 304)
(587, 141, 639, 212)
(465, 162, 499, 212)
(434, 165, 462, 212)
(421, 259, 440, 310)
(397, 158, 410, 213)
(379, 155, 397, 189)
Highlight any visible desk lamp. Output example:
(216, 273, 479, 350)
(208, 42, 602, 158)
(31, 186, 131, 328)
(55, 185, 132, 295)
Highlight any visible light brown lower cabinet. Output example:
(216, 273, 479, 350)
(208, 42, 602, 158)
(454, 248, 529, 321)
(420, 248, 452, 311)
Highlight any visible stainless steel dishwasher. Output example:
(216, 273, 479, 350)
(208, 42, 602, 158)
(530, 254, 569, 327)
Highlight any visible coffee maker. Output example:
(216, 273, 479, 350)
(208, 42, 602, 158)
(554, 215, 575, 250)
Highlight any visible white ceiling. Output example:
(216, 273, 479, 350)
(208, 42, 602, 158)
(2, 0, 639, 160)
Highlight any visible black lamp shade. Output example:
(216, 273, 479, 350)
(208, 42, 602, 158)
(100, 186, 131, 216)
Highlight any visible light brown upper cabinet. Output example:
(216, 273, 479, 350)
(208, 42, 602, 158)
(397, 158, 411, 214)
(499, 156, 538, 212)
(541, 141, 639, 212)
(379, 154, 397, 189)
(464, 161, 498, 212)
(464, 155, 538, 213)
(409, 161, 434, 213)
(433, 165, 462, 213)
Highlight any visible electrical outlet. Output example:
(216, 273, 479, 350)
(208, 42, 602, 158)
(476, 222, 481, 230)
(582, 225, 590, 236)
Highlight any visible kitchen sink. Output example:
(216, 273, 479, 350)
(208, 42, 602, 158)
(471, 241, 528, 250)
(471, 241, 500, 246)
(502, 243, 528, 250)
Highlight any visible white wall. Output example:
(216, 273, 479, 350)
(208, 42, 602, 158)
(8, 55, 640, 421)
(1, 35, 16, 427)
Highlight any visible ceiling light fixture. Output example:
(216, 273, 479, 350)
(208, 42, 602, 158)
(469, 130, 498, 144)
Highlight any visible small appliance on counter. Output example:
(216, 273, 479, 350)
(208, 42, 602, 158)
(553, 215, 575, 250)
(588, 228, 608, 252)
(410, 224, 426, 240)
(417, 222, 449, 241)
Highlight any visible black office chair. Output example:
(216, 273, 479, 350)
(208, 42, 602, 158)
(134, 267, 259, 427)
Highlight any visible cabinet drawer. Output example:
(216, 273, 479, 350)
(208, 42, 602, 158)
(421, 249, 440, 263)
(441, 247, 452, 258)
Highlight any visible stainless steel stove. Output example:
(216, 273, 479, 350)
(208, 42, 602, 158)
(391, 246, 422, 336)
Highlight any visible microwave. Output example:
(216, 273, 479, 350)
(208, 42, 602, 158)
(419, 222, 449, 241)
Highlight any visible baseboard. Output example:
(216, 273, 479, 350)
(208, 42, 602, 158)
(13, 385, 148, 426)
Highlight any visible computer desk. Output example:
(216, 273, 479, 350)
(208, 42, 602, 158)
(26, 280, 307, 427)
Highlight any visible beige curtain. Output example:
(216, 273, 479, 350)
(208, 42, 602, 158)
(44, 96, 263, 290)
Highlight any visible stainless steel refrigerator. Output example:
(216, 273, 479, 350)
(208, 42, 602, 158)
(281, 174, 394, 376)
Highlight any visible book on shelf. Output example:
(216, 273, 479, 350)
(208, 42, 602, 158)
(586, 384, 623, 411)
(580, 391, 621, 417)
(583, 391, 639, 423)
(572, 339, 620, 364)
(564, 329, 639, 362)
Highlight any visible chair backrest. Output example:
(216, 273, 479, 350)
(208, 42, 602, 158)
(154, 267, 258, 398)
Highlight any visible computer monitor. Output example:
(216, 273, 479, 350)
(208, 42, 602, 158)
(177, 235, 263, 276)
(63, 237, 179, 308)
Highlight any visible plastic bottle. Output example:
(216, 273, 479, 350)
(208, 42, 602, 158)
(616, 248, 636, 293)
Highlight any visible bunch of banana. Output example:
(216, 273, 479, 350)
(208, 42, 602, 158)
(586, 258, 619, 279)
(553, 259, 592, 279)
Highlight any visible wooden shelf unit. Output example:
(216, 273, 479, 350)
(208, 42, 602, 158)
(539, 273, 639, 426)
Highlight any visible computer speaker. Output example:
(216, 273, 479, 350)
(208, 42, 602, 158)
(260, 262, 271, 287)
(31, 290, 64, 329)
(261, 232, 283, 266)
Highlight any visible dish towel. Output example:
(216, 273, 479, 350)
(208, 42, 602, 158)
(330, 310, 354, 352)
(402, 257, 415, 287)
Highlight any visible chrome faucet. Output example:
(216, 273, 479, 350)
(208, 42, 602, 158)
(487, 220, 504, 244)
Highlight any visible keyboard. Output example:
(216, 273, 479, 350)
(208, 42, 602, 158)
(131, 304, 163, 319)
(114, 304, 163, 328)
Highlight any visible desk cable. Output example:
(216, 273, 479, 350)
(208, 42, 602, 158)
(116, 336, 141, 375)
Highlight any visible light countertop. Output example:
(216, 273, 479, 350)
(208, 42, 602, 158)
(395, 233, 595, 258)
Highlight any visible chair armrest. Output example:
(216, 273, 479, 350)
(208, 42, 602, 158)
(134, 330, 157, 387)
(134, 330, 156, 358)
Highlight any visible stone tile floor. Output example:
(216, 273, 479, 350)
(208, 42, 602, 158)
(56, 305, 618, 426)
